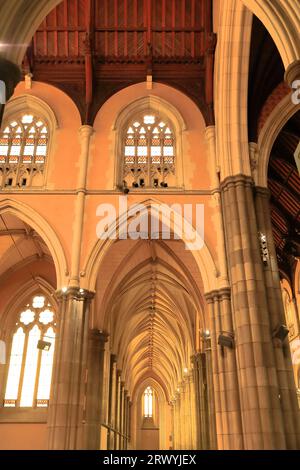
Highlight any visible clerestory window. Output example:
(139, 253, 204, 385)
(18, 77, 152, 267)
(123, 114, 175, 189)
(0, 114, 48, 188)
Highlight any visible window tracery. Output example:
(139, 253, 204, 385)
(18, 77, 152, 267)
(123, 114, 175, 189)
(0, 114, 48, 188)
(4, 294, 56, 408)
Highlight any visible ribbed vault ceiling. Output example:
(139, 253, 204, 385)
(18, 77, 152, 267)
(95, 239, 205, 399)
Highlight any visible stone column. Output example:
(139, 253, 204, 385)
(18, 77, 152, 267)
(205, 288, 243, 449)
(173, 394, 180, 449)
(187, 374, 197, 449)
(0, 58, 21, 125)
(69, 125, 93, 288)
(205, 340, 217, 449)
(119, 382, 125, 450)
(114, 370, 122, 449)
(83, 330, 108, 449)
(254, 186, 300, 448)
(123, 392, 129, 449)
(220, 174, 299, 449)
(47, 288, 94, 449)
(107, 355, 117, 450)
(192, 354, 204, 449)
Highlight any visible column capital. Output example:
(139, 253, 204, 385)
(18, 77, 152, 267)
(79, 124, 94, 138)
(220, 173, 254, 191)
(284, 59, 300, 86)
(88, 328, 109, 343)
(204, 125, 216, 141)
(56, 286, 95, 301)
(254, 185, 270, 199)
(205, 287, 231, 302)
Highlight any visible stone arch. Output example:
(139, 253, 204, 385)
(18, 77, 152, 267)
(112, 94, 187, 189)
(214, 1, 253, 179)
(255, 96, 300, 187)
(241, 0, 300, 70)
(0, 198, 68, 288)
(0, 0, 63, 66)
(84, 198, 218, 294)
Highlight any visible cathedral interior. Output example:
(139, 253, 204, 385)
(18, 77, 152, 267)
(0, 0, 299, 450)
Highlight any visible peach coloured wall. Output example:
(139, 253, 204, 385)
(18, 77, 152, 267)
(0, 424, 47, 449)
(3, 80, 219, 292)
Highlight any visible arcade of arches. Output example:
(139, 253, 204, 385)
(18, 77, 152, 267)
(0, 0, 300, 451)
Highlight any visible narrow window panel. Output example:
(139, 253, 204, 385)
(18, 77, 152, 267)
(23, 145, 35, 156)
(163, 147, 174, 156)
(20, 325, 41, 407)
(0, 145, 9, 156)
(151, 147, 161, 156)
(4, 328, 25, 402)
(36, 145, 47, 156)
(125, 146, 135, 156)
(137, 146, 147, 156)
(10, 145, 21, 156)
(37, 328, 55, 402)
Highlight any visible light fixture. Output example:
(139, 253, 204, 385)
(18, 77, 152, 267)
(62, 287, 68, 293)
(218, 331, 235, 349)
(37, 340, 51, 351)
(183, 367, 188, 374)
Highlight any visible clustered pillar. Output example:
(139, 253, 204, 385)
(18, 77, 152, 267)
(219, 174, 300, 449)
(47, 288, 94, 449)
(107, 355, 130, 450)
(172, 376, 198, 450)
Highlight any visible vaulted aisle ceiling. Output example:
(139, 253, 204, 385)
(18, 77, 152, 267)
(95, 238, 205, 399)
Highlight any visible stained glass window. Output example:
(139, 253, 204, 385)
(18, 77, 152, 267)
(4, 295, 56, 408)
(144, 386, 153, 418)
(123, 114, 175, 188)
(0, 115, 48, 188)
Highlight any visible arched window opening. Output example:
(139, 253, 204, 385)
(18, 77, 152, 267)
(0, 114, 48, 188)
(123, 113, 175, 189)
(4, 294, 56, 408)
(143, 386, 153, 418)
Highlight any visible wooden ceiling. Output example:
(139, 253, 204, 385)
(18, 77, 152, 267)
(268, 111, 300, 286)
(24, 0, 216, 125)
(248, 15, 284, 142)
